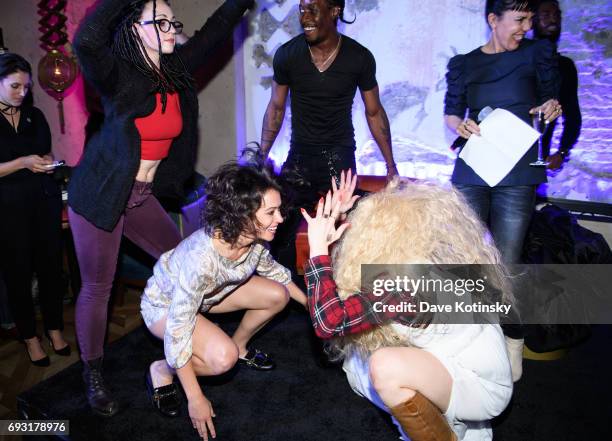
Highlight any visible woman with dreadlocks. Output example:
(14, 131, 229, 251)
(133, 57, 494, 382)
(69, 0, 254, 416)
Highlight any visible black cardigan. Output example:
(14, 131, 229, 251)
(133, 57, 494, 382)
(69, 0, 253, 231)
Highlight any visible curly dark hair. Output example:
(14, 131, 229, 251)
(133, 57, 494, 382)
(203, 162, 282, 246)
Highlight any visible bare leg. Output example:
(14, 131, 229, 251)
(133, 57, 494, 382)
(24, 337, 48, 361)
(146, 276, 288, 386)
(47, 329, 68, 351)
(369, 347, 452, 410)
(208, 276, 289, 357)
(147, 313, 239, 387)
(369, 347, 456, 441)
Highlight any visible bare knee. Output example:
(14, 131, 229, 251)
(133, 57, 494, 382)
(206, 343, 239, 375)
(369, 348, 415, 405)
(267, 283, 290, 311)
(369, 348, 400, 392)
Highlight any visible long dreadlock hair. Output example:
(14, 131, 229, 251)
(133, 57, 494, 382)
(112, 0, 192, 111)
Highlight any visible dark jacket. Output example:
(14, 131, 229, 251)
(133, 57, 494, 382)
(69, 0, 253, 231)
(0, 105, 61, 203)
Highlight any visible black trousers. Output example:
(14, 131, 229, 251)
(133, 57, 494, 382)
(271, 146, 356, 280)
(0, 180, 64, 339)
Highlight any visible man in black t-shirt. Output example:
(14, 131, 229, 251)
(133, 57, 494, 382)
(260, 0, 397, 277)
(534, 0, 581, 170)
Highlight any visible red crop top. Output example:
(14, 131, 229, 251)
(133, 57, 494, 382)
(135, 92, 183, 160)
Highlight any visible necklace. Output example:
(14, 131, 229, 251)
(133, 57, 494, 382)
(0, 101, 19, 132)
(308, 35, 342, 73)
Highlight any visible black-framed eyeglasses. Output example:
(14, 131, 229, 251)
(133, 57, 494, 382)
(138, 19, 184, 34)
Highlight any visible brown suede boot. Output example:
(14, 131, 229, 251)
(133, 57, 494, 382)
(389, 391, 457, 441)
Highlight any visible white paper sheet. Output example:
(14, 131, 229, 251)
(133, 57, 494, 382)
(459, 108, 541, 187)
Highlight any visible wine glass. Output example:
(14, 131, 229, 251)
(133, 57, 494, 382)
(530, 110, 549, 167)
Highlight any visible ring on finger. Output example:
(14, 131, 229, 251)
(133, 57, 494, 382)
(326, 234, 333, 242)
(323, 213, 330, 218)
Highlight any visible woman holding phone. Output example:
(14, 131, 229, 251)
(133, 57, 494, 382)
(0, 52, 70, 367)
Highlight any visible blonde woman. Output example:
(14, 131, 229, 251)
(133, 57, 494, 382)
(302, 178, 513, 441)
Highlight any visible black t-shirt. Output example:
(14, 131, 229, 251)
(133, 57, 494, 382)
(273, 34, 377, 149)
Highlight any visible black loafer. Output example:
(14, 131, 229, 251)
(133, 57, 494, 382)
(238, 348, 275, 371)
(145, 370, 181, 417)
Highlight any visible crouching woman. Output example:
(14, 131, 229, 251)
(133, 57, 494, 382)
(302, 180, 513, 441)
(141, 163, 306, 440)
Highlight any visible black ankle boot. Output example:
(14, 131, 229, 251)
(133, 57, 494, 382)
(82, 358, 119, 416)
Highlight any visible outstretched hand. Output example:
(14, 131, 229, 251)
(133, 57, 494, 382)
(331, 169, 360, 217)
(301, 191, 350, 258)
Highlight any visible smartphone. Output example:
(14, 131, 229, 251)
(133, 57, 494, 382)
(45, 160, 66, 169)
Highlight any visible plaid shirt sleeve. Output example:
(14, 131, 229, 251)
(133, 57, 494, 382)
(304, 255, 414, 339)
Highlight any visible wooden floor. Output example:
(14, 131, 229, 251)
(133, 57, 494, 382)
(0, 288, 144, 423)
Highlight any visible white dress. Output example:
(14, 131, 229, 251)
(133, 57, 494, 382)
(342, 323, 513, 441)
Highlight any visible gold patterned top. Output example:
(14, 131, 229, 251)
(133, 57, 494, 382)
(140, 228, 291, 368)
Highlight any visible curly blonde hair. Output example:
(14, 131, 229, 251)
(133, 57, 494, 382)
(329, 179, 513, 359)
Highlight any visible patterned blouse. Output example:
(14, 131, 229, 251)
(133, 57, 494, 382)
(141, 229, 291, 368)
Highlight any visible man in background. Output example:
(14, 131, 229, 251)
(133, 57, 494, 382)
(260, 0, 397, 277)
(534, 0, 582, 169)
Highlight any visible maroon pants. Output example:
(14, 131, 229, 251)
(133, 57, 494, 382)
(68, 182, 181, 361)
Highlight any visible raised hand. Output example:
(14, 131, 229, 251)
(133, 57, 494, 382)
(331, 169, 360, 216)
(301, 191, 350, 258)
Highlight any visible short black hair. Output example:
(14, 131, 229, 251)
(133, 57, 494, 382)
(485, 0, 535, 21)
(0, 52, 33, 107)
(536, 0, 560, 6)
(533, 0, 561, 40)
(203, 162, 282, 246)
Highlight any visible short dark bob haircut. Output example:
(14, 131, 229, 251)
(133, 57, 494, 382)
(485, 0, 536, 23)
(203, 162, 282, 246)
